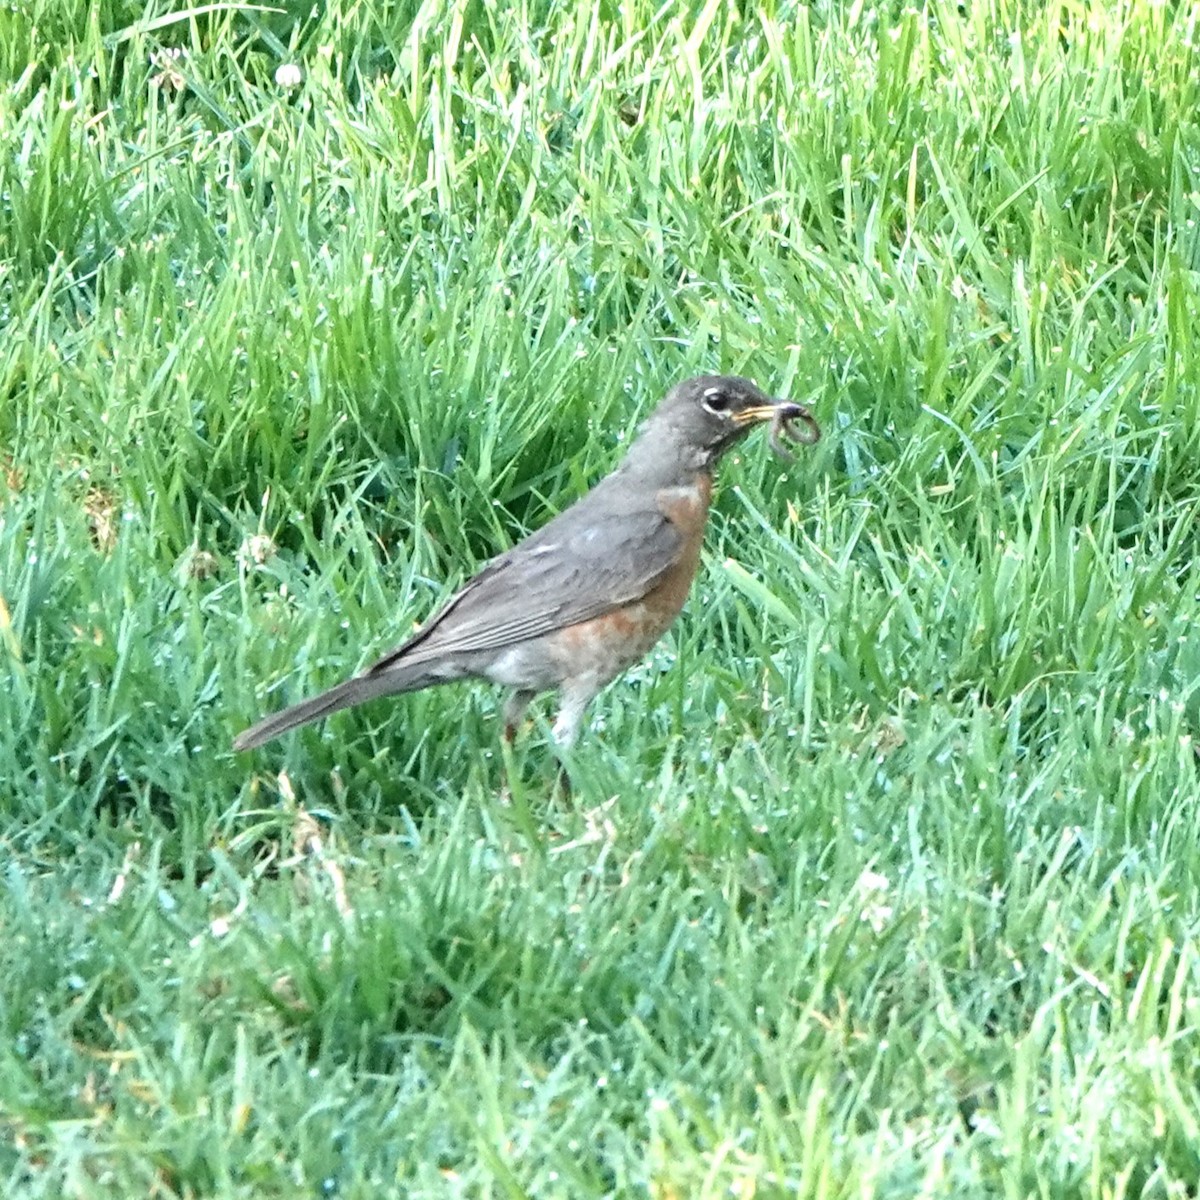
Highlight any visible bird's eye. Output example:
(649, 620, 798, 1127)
(701, 387, 733, 415)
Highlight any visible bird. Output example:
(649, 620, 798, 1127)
(233, 375, 819, 753)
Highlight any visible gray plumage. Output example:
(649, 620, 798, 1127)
(233, 375, 816, 752)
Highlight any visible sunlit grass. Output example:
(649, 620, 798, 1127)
(2, 0, 1200, 1195)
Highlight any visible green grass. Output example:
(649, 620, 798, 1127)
(3, 0, 1200, 1194)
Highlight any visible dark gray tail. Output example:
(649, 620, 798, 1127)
(233, 663, 436, 751)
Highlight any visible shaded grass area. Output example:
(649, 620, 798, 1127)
(2, 0, 1200, 1194)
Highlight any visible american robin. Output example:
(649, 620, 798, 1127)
(233, 375, 819, 753)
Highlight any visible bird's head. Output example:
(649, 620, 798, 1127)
(646, 375, 820, 469)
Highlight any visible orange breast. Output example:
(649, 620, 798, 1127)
(545, 473, 714, 687)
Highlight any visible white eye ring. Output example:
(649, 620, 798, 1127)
(702, 387, 733, 414)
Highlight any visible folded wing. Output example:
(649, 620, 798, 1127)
(364, 506, 683, 676)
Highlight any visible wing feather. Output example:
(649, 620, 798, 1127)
(364, 506, 682, 677)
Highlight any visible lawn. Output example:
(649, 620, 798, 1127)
(3, 0, 1200, 1195)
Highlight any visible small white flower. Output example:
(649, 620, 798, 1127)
(275, 63, 303, 88)
(238, 533, 277, 566)
(857, 869, 890, 894)
(856, 868, 893, 933)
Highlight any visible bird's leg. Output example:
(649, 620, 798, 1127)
(549, 684, 598, 800)
(502, 689, 537, 743)
(550, 687, 591, 750)
(499, 689, 541, 816)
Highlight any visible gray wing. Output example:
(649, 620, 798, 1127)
(364, 503, 683, 676)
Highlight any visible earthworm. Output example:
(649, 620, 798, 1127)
(769, 402, 821, 461)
